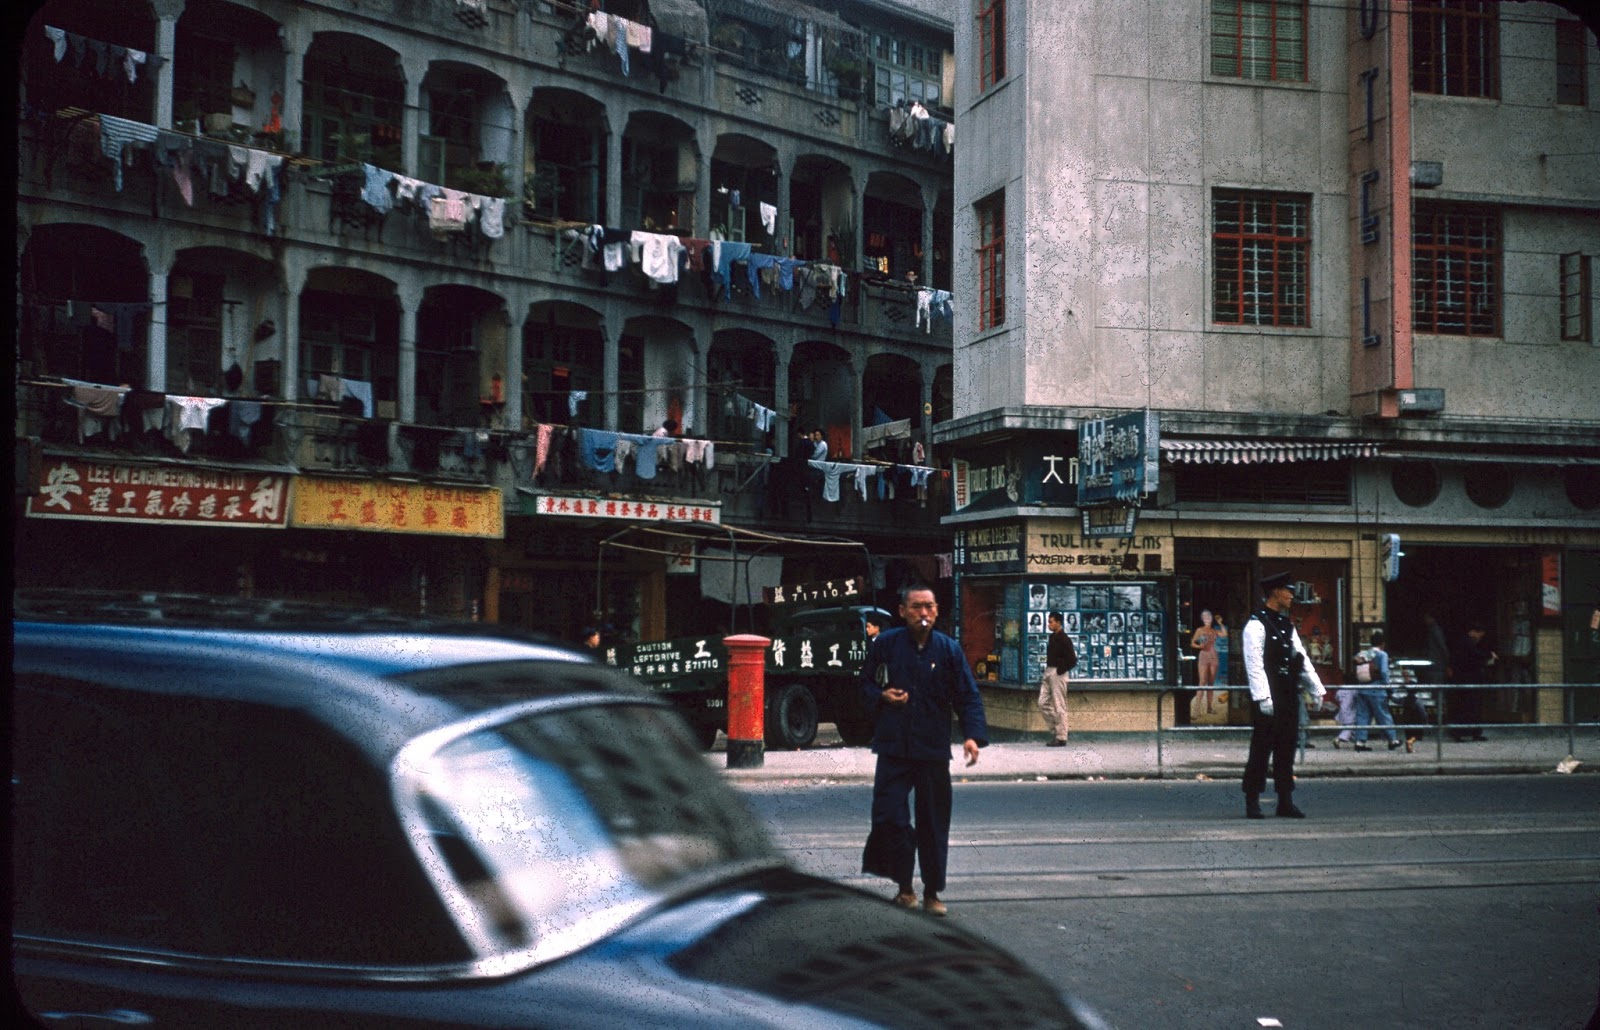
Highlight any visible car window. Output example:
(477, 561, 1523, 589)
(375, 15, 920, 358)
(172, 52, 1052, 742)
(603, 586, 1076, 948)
(401, 700, 776, 960)
(13, 674, 469, 966)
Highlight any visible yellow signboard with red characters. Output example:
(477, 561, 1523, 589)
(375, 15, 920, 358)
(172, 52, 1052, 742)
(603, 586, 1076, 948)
(291, 476, 503, 538)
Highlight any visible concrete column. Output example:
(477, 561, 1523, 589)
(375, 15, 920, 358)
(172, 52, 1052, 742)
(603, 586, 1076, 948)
(771, 151, 789, 254)
(147, 0, 184, 127)
(401, 61, 426, 178)
(605, 121, 623, 226)
(921, 362, 936, 443)
(505, 297, 526, 431)
(397, 285, 423, 423)
(146, 270, 168, 391)
(602, 314, 619, 430)
(695, 144, 713, 239)
(850, 358, 864, 459)
(280, 266, 304, 401)
(773, 346, 791, 457)
(919, 184, 936, 285)
(279, 33, 306, 154)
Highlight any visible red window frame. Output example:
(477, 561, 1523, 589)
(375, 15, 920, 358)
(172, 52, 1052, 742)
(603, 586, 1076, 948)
(978, 0, 1006, 92)
(1556, 20, 1588, 106)
(1209, 0, 1308, 82)
(1411, 1, 1499, 98)
(976, 192, 1005, 331)
(1412, 203, 1501, 337)
(1211, 190, 1311, 328)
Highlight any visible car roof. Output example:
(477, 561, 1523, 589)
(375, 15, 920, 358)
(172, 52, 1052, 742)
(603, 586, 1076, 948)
(13, 590, 639, 763)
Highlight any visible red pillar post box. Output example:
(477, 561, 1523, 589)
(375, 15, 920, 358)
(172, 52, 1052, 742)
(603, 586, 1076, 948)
(724, 634, 771, 769)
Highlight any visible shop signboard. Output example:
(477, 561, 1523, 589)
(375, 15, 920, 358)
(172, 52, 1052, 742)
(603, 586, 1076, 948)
(528, 493, 721, 525)
(1077, 410, 1159, 507)
(952, 439, 1081, 512)
(955, 523, 1024, 574)
(292, 476, 503, 538)
(764, 577, 864, 606)
(1026, 520, 1173, 574)
(27, 457, 288, 528)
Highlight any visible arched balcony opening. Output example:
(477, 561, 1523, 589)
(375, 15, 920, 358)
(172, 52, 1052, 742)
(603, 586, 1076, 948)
(525, 87, 607, 225)
(709, 133, 777, 246)
(416, 285, 508, 428)
(302, 34, 404, 167)
(707, 329, 777, 446)
(522, 301, 603, 427)
(420, 62, 514, 196)
(789, 154, 852, 264)
(621, 111, 696, 233)
(863, 171, 923, 281)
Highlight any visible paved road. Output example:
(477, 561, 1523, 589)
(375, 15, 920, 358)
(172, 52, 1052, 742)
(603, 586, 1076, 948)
(737, 775, 1600, 1029)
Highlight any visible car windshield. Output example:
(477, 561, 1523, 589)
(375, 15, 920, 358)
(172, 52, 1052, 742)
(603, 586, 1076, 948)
(396, 698, 777, 969)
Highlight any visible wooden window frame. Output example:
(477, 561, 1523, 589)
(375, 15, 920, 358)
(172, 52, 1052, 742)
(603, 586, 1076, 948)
(975, 191, 1005, 331)
(1412, 1, 1500, 99)
(1211, 190, 1312, 328)
(1560, 252, 1593, 343)
(1210, 0, 1308, 83)
(1412, 202, 1501, 337)
(977, 0, 1006, 92)
(1556, 20, 1588, 106)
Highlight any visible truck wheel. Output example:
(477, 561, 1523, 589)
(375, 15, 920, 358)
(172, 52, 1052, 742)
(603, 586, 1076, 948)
(766, 683, 818, 749)
(691, 719, 719, 751)
(835, 719, 874, 747)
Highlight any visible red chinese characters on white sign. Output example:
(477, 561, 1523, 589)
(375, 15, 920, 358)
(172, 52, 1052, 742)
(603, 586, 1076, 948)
(27, 458, 289, 528)
(532, 494, 721, 524)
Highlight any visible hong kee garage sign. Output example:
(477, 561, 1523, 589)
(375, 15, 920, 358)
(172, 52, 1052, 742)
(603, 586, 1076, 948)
(28, 457, 288, 527)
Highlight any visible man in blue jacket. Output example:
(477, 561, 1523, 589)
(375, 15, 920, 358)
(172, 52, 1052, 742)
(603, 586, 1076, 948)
(859, 583, 987, 917)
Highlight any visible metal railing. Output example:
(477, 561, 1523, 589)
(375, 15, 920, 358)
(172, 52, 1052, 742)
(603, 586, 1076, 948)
(1154, 681, 1599, 779)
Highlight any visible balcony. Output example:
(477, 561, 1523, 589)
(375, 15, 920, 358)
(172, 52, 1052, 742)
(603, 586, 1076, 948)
(17, 378, 949, 539)
(543, 227, 951, 347)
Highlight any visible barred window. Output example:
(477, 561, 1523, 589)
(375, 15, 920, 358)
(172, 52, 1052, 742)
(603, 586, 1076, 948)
(975, 191, 1005, 331)
(978, 0, 1006, 91)
(1560, 253, 1592, 343)
(1212, 190, 1311, 327)
(1412, 203, 1500, 336)
(1210, 0, 1306, 82)
(1412, 1, 1499, 98)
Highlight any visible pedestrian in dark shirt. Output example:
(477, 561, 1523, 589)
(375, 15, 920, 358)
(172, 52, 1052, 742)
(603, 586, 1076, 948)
(859, 584, 987, 917)
(1037, 612, 1077, 746)
(1450, 622, 1495, 741)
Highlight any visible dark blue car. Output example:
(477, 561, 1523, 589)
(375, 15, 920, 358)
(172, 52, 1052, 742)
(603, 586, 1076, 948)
(12, 591, 1100, 1028)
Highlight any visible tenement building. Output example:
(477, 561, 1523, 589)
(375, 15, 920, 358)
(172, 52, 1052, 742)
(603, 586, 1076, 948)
(945, 0, 1600, 731)
(15, 0, 959, 643)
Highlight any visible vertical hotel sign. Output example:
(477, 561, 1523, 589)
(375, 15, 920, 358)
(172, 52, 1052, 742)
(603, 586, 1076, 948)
(1347, 0, 1413, 418)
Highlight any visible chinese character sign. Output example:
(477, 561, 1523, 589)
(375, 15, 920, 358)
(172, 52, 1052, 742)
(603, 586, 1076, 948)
(291, 477, 503, 537)
(1078, 410, 1159, 506)
(530, 494, 721, 524)
(27, 459, 289, 528)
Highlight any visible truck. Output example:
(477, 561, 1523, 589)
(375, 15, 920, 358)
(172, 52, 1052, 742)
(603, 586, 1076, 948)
(594, 522, 889, 749)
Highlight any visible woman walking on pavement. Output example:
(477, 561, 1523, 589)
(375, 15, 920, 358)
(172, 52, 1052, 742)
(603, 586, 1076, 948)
(1349, 630, 1402, 751)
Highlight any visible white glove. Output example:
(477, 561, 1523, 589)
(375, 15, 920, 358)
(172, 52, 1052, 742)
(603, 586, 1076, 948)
(1257, 696, 1274, 716)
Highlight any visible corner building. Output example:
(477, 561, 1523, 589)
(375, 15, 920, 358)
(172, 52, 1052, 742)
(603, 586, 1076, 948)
(15, 0, 961, 641)
(943, 0, 1600, 732)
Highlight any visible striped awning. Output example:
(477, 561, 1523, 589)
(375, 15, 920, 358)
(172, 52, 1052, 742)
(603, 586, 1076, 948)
(1160, 440, 1380, 465)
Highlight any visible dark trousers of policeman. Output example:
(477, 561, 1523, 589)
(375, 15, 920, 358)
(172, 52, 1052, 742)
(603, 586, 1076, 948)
(1242, 682, 1304, 818)
(862, 755, 953, 893)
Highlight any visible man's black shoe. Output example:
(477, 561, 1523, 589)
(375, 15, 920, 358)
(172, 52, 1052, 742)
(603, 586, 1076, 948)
(1245, 796, 1265, 819)
(1277, 803, 1307, 819)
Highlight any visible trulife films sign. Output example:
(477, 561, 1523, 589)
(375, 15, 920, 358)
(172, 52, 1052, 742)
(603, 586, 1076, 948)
(1078, 410, 1159, 507)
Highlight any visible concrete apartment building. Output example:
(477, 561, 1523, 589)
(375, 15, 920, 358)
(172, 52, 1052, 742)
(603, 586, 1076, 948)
(944, 0, 1600, 732)
(14, 0, 960, 647)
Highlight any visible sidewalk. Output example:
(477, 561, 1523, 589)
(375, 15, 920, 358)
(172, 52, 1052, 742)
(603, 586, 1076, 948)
(715, 725, 1600, 783)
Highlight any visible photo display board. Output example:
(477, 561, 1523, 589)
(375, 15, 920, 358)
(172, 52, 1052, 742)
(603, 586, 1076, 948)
(1024, 579, 1168, 682)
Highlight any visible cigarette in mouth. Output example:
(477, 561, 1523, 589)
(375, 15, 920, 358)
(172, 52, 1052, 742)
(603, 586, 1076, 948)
(919, 619, 931, 628)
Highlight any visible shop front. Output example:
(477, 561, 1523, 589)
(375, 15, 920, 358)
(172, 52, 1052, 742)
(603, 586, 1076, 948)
(954, 519, 1177, 733)
(16, 455, 501, 617)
